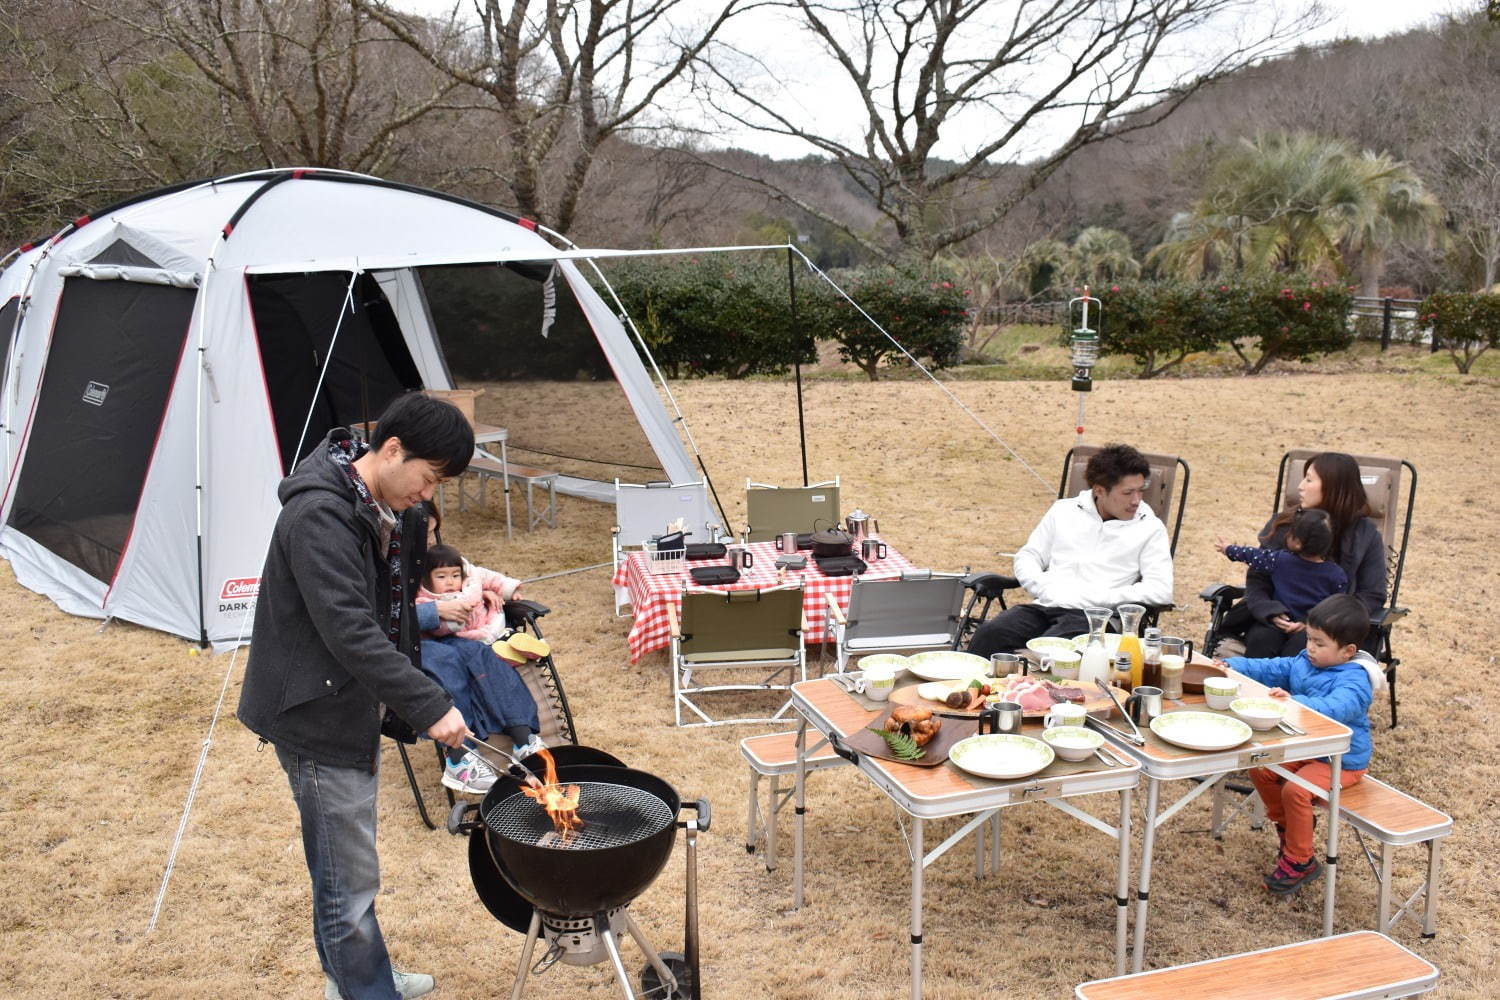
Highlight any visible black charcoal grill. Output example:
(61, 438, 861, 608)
(449, 745, 709, 999)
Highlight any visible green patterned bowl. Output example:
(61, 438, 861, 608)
(1230, 696, 1287, 731)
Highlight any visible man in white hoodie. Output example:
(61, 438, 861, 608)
(968, 443, 1173, 657)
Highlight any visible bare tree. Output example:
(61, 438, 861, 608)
(354, 0, 746, 233)
(692, 0, 1326, 264)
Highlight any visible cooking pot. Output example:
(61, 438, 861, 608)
(809, 528, 853, 558)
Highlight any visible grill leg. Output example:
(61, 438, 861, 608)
(599, 913, 639, 1000)
(623, 911, 676, 996)
(510, 909, 542, 1000)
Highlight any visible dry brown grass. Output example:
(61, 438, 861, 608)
(1, 371, 1497, 998)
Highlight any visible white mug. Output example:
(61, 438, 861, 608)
(856, 666, 898, 702)
(1043, 701, 1088, 729)
(1048, 650, 1082, 679)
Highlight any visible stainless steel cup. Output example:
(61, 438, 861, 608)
(1124, 685, 1164, 724)
(989, 653, 1023, 678)
(990, 700, 1024, 735)
(860, 538, 887, 560)
(728, 545, 754, 570)
(776, 531, 799, 552)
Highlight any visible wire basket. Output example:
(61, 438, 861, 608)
(645, 537, 686, 576)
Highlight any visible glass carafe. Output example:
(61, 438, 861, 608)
(1116, 604, 1146, 689)
(1079, 606, 1114, 686)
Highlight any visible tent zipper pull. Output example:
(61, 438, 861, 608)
(201, 358, 221, 403)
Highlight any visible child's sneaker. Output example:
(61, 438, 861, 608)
(1263, 853, 1322, 895)
(442, 751, 498, 794)
(514, 733, 547, 760)
(508, 633, 551, 660)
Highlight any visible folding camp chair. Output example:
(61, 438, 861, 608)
(668, 584, 807, 727)
(958, 445, 1190, 644)
(825, 571, 968, 674)
(1200, 450, 1415, 728)
(612, 479, 721, 615)
(744, 478, 841, 541)
(393, 599, 578, 829)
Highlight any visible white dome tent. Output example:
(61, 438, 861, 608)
(0, 169, 700, 647)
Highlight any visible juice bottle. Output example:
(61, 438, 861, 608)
(1117, 604, 1146, 689)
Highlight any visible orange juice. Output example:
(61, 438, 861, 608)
(1117, 633, 1144, 689)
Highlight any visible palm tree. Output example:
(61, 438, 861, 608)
(1346, 152, 1444, 299)
(1149, 132, 1432, 283)
(1070, 227, 1141, 286)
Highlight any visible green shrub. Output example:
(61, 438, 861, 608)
(815, 268, 968, 380)
(1094, 282, 1226, 378)
(597, 256, 817, 378)
(1420, 291, 1500, 374)
(1233, 280, 1355, 373)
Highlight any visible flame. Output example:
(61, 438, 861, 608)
(521, 748, 584, 843)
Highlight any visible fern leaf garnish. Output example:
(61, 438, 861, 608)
(869, 726, 925, 760)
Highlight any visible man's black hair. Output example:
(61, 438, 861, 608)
(1305, 594, 1369, 648)
(424, 543, 464, 577)
(1288, 508, 1334, 559)
(1084, 443, 1151, 491)
(371, 392, 474, 479)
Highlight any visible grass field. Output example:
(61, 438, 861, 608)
(1, 370, 1496, 997)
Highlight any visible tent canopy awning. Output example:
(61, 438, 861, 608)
(238, 243, 794, 274)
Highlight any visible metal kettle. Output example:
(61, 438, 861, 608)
(844, 509, 879, 541)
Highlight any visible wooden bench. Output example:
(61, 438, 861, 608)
(1075, 930, 1438, 999)
(1212, 775, 1451, 936)
(740, 730, 847, 871)
(463, 450, 559, 531)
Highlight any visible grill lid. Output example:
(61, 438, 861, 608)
(484, 781, 674, 851)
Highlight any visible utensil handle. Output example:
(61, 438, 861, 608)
(977, 707, 998, 735)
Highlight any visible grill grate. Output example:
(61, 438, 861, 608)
(484, 781, 674, 851)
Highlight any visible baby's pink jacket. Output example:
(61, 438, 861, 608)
(416, 560, 522, 640)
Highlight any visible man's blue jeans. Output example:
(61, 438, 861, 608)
(276, 746, 399, 1000)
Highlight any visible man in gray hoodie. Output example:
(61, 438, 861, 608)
(238, 393, 474, 1000)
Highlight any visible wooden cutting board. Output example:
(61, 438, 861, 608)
(888, 678, 1124, 719)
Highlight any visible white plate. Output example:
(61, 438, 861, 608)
(948, 734, 1055, 780)
(1150, 711, 1253, 752)
(906, 650, 991, 681)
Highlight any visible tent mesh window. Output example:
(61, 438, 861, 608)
(7, 278, 195, 583)
(249, 271, 422, 474)
(419, 263, 667, 485)
(0, 296, 17, 404)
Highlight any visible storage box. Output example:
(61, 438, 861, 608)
(422, 387, 485, 424)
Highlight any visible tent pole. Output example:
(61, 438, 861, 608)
(787, 248, 808, 487)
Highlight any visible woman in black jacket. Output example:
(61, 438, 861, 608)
(1234, 452, 1387, 657)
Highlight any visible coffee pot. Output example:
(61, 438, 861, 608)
(844, 509, 879, 541)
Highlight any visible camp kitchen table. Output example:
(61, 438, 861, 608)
(613, 539, 918, 662)
(1097, 669, 1352, 972)
(788, 676, 1143, 999)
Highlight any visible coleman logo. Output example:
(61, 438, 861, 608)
(82, 381, 109, 406)
(220, 578, 260, 600)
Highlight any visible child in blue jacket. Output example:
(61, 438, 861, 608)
(1218, 594, 1380, 894)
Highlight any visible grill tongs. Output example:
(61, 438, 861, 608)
(1085, 679, 1147, 747)
(465, 735, 546, 789)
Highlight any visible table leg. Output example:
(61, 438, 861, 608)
(1377, 840, 1394, 933)
(1115, 786, 1133, 977)
(1422, 838, 1442, 936)
(1131, 776, 1161, 973)
(501, 439, 513, 540)
(910, 817, 924, 1000)
(1323, 751, 1342, 936)
(991, 812, 1001, 874)
(793, 719, 807, 910)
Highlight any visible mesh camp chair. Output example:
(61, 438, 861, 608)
(744, 478, 841, 541)
(825, 571, 968, 673)
(669, 584, 807, 727)
(612, 479, 721, 614)
(959, 445, 1190, 644)
(1200, 450, 1415, 727)
(393, 599, 577, 829)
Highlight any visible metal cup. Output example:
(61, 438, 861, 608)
(728, 545, 754, 570)
(983, 700, 1024, 735)
(989, 653, 1023, 678)
(1124, 685, 1164, 724)
(860, 538, 887, 560)
(776, 531, 799, 552)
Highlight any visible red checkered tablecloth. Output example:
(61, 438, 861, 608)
(614, 539, 918, 662)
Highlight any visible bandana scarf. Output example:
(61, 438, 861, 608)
(329, 438, 405, 645)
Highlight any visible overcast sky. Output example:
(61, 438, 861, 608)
(393, 0, 1459, 160)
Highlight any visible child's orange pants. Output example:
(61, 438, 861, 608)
(1249, 760, 1366, 864)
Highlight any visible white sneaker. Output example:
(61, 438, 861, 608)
(514, 733, 547, 760)
(441, 751, 497, 794)
(323, 969, 435, 999)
